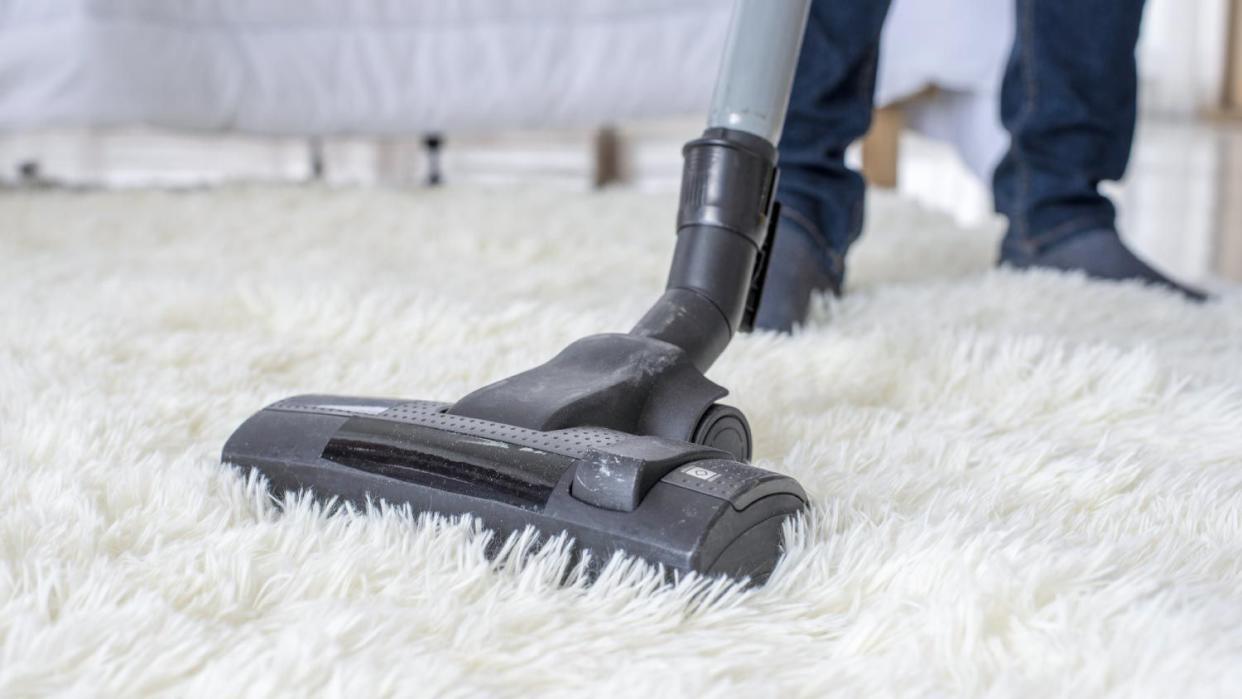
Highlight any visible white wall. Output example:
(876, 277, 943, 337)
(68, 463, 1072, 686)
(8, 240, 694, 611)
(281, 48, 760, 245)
(1139, 0, 1230, 115)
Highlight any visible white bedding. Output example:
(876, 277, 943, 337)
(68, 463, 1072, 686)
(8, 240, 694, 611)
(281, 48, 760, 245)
(0, 0, 732, 134)
(879, 0, 1013, 177)
(0, 0, 1010, 175)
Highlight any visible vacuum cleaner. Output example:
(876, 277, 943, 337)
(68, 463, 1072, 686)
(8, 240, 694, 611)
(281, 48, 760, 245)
(223, 0, 813, 583)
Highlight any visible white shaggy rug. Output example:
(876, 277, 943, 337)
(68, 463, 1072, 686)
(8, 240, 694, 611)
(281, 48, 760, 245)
(3, 184, 1242, 697)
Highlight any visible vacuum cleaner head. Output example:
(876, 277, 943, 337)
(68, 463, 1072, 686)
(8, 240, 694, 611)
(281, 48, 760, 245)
(223, 15, 821, 585)
(225, 394, 806, 583)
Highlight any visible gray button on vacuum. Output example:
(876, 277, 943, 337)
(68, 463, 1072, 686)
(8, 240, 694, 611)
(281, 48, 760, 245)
(570, 437, 728, 512)
(660, 459, 807, 510)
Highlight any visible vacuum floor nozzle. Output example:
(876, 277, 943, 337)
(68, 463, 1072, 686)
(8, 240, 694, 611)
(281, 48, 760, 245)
(224, 394, 806, 583)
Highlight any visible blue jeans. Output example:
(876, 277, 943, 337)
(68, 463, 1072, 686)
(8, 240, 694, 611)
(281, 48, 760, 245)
(777, 0, 1146, 265)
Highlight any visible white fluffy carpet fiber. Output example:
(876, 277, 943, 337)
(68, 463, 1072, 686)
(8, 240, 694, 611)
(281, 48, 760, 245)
(3, 185, 1242, 697)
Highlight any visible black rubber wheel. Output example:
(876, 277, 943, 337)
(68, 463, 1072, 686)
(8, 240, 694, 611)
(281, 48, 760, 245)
(691, 404, 752, 462)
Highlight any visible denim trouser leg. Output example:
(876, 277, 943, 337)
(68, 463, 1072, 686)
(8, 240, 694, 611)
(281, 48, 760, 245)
(993, 0, 1146, 256)
(775, 0, 892, 273)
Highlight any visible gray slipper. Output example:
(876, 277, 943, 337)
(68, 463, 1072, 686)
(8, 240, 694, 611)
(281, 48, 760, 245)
(754, 216, 845, 332)
(1000, 228, 1208, 302)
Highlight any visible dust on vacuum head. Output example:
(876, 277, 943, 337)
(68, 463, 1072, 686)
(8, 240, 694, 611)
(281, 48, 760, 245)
(224, 393, 806, 583)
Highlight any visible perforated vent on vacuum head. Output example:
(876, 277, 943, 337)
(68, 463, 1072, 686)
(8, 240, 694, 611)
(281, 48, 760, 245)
(271, 398, 625, 459)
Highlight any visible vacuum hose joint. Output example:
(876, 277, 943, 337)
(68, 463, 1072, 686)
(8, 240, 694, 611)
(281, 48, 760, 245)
(676, 127, 778, 246)
(632, 127, 779, 371)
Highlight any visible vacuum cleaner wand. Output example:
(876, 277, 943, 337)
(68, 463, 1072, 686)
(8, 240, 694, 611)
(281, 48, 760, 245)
(223, 0, 813, 583)
(635, 0, 810, 368)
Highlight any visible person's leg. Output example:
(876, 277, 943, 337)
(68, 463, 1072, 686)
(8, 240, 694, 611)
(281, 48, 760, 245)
(755, 0, 893, 331)
(993, 0, 1205, 300)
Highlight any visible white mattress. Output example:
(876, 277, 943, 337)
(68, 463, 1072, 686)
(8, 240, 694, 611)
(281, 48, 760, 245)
(0, 0, 1010, 175)
(0, 0, 732, 135)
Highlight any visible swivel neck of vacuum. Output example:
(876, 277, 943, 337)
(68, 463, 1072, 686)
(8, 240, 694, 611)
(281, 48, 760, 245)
(631, 127, 780, 372)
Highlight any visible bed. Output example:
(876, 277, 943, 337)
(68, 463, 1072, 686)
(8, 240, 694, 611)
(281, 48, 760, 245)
(0, 0, 1011, 179)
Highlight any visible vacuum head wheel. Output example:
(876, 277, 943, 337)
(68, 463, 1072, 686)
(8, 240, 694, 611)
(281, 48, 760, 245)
(691, 404, 752, 462)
